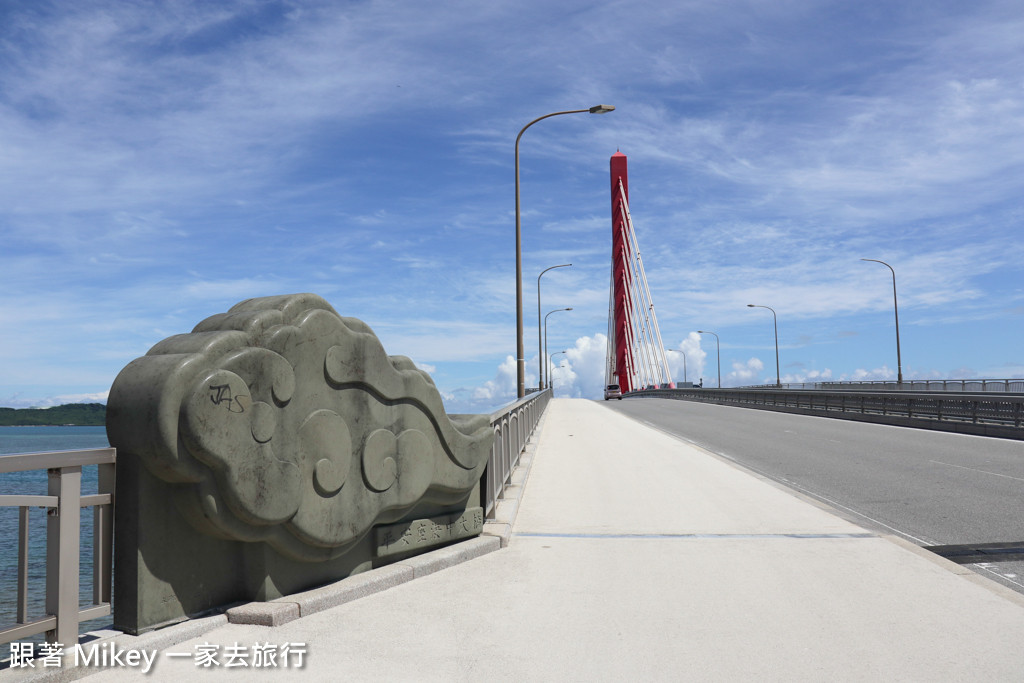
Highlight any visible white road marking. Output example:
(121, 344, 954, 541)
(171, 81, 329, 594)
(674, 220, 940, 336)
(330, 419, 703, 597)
(778, 483, 935, 545)
(975, 566, 1024, 590)
(928, 460, 1024, 484)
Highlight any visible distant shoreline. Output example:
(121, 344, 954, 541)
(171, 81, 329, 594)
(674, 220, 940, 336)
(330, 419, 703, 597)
(0, 403, 106, 427)
(0, 420, 106, 427)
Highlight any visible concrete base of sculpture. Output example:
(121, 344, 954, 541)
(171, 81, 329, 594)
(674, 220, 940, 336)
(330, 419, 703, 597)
(114, 457, 480, 633)
(107, 294, 491, 634)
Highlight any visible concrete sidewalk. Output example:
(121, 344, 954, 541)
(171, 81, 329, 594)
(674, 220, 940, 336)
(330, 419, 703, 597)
(40, 399, 1024, 680)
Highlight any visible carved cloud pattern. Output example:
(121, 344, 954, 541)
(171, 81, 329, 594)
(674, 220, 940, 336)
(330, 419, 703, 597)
(106, 294, 491, 561)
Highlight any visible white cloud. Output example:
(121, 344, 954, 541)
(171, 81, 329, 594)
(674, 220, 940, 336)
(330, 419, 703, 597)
(377, 321, 510, 363)
(843, 366, 897, 382)
(550, 333, 608, 400)
(780, 368, 834, 385)
(666, 332, 707, 386)
(726, 357, 765, 387)
(472, 355, 534, 404)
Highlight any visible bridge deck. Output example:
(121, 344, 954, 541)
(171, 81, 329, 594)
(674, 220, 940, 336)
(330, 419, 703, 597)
(57, 399, 1024, 680)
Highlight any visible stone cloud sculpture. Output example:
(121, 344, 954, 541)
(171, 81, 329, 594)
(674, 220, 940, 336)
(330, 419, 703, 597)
(107, 294, 491, 633)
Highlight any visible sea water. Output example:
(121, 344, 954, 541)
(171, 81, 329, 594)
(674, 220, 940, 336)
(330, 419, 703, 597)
(0, 426, 111, 640)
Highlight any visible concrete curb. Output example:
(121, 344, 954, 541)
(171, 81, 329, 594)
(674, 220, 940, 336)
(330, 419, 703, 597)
(227, 535, 501, 626)
(880, 533, 1024, 610)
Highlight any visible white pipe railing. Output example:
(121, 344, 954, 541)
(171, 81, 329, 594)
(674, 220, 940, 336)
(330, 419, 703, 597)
(0, 448, 115, 648)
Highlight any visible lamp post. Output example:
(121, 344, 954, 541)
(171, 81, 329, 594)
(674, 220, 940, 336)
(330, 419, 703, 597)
(515, 105, 615, 398)
(667, 349, 687, 383)
(860, 258, 903, 385)
(747, 304, 780, 387)
(537, 263, 572, 389)
(550, 350, 568, 394)
(697, 330, 721, 388)
(544, 307, 572, 388)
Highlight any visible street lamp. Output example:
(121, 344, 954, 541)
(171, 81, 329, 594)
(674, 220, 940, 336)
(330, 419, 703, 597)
(537, 263, 572, 389)
(747, 304, 780, 387)
(667, 349, 687, 383)
(544, 307, 573, 389)
(861, 258, 903, 385)
(515, 105, 615, 397)
(550, 350, 568, 394)
(697, 331, 721, 388)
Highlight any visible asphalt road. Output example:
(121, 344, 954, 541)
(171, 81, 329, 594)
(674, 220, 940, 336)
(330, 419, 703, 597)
(604, 397, 1024, 596)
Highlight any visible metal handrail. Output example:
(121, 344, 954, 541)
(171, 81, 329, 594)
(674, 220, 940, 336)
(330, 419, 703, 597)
(818, 379, 1024, 393)
(483, 388, 551, 518)
(737, 379, 1024, 393)
(0, 448, 115, 647)
(629, 387, 1024, 439)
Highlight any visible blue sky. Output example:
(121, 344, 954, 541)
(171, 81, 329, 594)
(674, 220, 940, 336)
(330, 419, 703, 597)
(2, 0, 1023, 413)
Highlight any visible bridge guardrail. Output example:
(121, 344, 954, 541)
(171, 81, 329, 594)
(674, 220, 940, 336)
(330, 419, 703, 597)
(628, 387, 1024, 440)
(738, 379, 1024, 393)
(0, 448, 115, 648)
(484, 388, 551, 518)
(0, 389, 551, 651)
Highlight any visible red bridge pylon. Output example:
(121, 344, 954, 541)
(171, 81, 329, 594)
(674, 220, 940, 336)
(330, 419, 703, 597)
(606, 152, 674, 394)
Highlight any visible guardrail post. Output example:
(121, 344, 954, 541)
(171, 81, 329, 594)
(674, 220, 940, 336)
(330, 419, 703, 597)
(46, 466, 81, 647)
(504, 416, 513, 485)
(94, 462, 115, 607)
(17, 507, 29, 624)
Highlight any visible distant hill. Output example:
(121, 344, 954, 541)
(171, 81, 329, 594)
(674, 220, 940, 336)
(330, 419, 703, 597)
(0, 403, 106, 426)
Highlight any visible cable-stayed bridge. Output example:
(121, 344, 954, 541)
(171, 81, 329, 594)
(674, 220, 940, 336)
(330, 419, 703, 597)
(605, 151, 675, 393)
